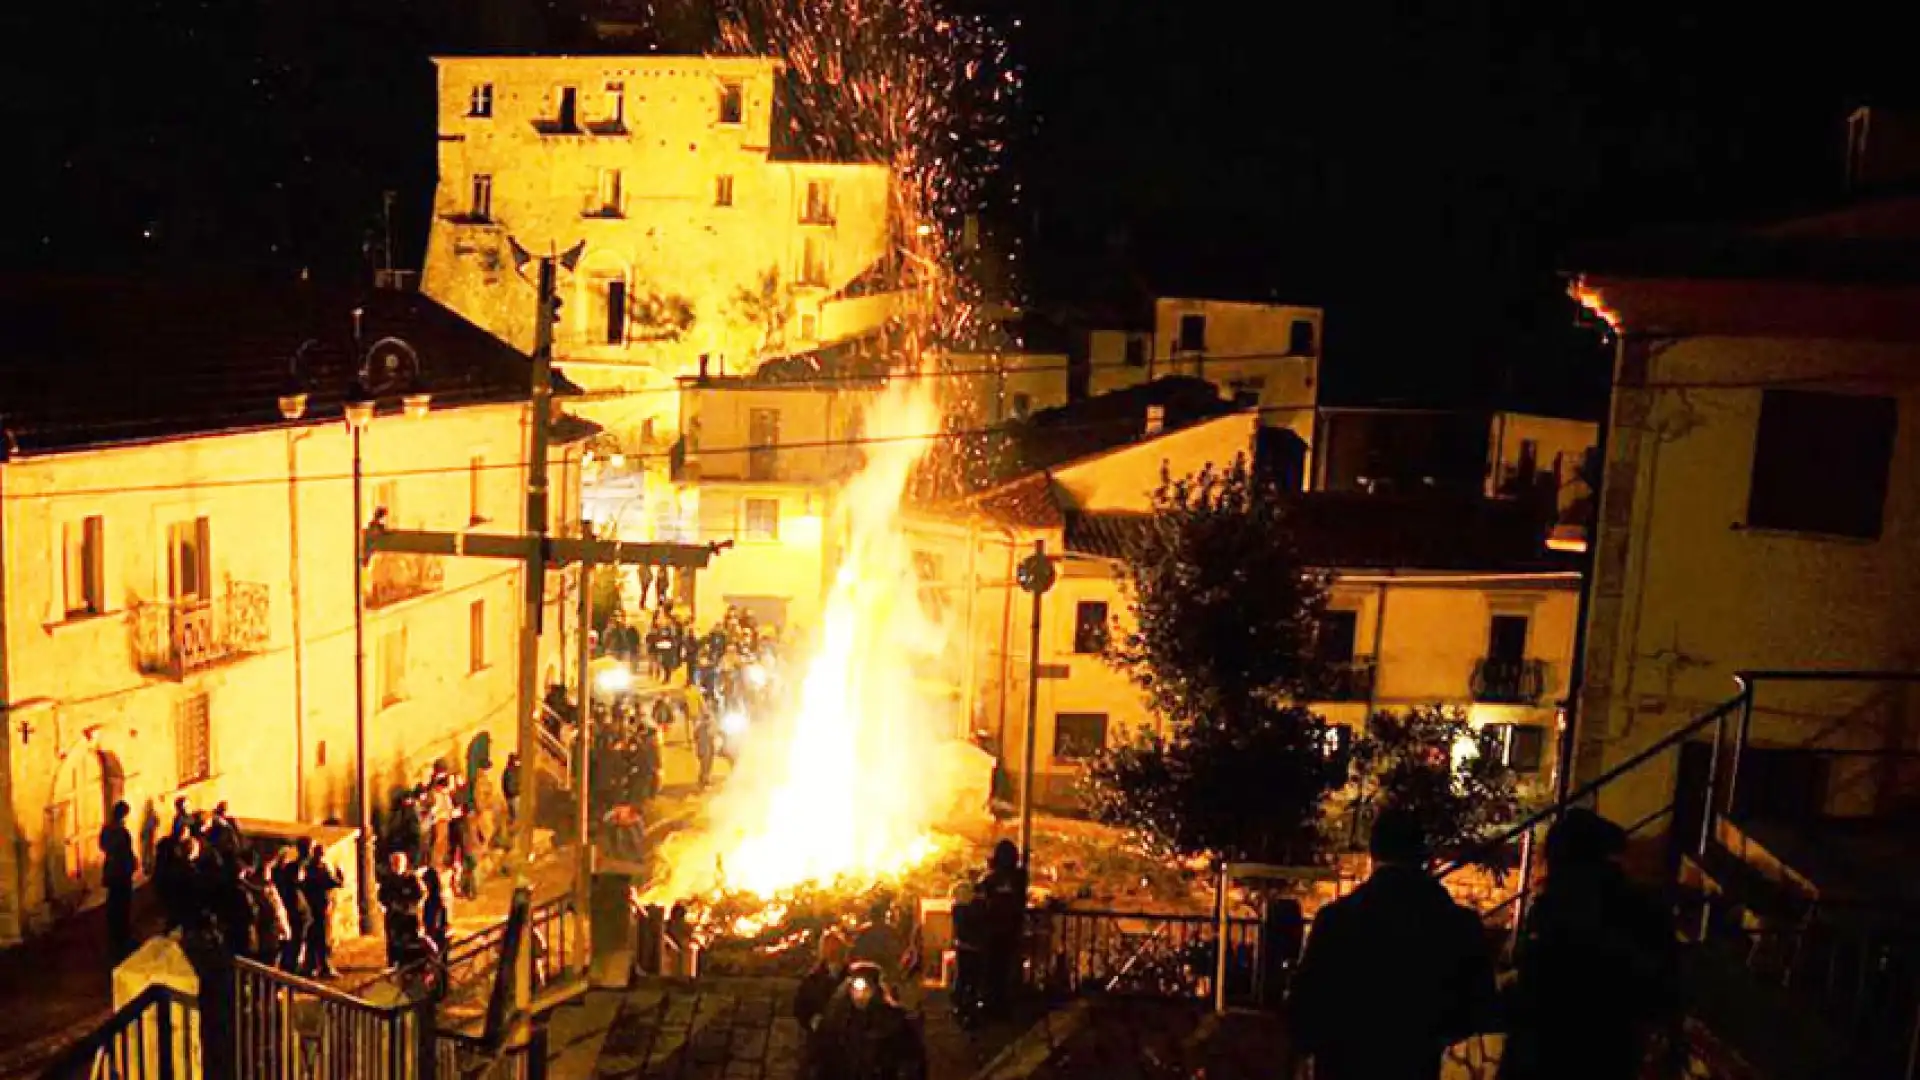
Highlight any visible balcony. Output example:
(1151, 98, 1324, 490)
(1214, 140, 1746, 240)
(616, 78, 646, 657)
(366, 552, 445, 609)
(1304, 658, 1376, 703)
(1470, 657, 1550, 705)
(131, 584, 270, 679)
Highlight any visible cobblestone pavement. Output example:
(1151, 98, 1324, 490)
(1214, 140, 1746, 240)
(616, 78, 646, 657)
(545, 976, 1023, 1080)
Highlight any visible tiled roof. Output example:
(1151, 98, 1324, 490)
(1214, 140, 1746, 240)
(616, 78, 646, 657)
(966, 472, 1066, 529)
(0, 277, 581, 457)
(1065, 493, 1577, 574)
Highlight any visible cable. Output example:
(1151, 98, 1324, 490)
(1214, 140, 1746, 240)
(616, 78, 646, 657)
(3, 401, 1311, 502)
(566, 348, 1319, 400)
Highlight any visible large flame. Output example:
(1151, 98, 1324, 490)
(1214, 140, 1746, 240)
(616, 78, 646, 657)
(651, 381, 956, 902)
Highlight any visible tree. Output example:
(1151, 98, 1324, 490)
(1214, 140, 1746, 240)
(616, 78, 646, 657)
(1346, 705, 1522, 870)
(1085, 456, 1339, 864)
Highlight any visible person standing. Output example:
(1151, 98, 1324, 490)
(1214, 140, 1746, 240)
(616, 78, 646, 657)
(1289, 808, 1497, 1080)
(949, 882, 987, 1028)
(271, 847, 310, 973)
(99, 800, 139, 965)
(501, 754, 522, 827)
(693, 710, 718, 789)
(974, 840, 1028, 1018)
(299, 840, 343, 978)
(1499, 809, 1680, 1080)
(421, 867, 453, 961)
(377, 852, 427, 967)
(810, 962, 927, 1080)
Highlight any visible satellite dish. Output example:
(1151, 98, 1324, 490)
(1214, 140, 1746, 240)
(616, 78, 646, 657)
(360, 337, 421, 395)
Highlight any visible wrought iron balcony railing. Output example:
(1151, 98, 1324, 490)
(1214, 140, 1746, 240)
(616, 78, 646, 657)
(131, 583, 270, 679)
(1304, 658, 1377, 703)
(1470, 656, 1550, 705)
(366, 551, 445, 609)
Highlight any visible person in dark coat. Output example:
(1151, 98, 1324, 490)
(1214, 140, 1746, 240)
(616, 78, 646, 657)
(421, 867, 453, 960)
(271, 846, 310, 972)
(974, 839, 1028, 1017)
(152, 831, 192, 932)
(299, 840, 343, 978)
(377, 852, 427, 967)
(949, 882, 988, 1027)
(501, 754, 522, 826)
(1499, 809, 1680, 1080)
(795, 930, 853, 1037)
(811, 962, 926, 1080)
(1289, 808, 1497, 1080)
(99, 800, 139, 964)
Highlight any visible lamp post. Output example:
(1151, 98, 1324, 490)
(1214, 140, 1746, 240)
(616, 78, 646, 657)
(1015, 540, 1054, 866)
(283, 309, 428, 934)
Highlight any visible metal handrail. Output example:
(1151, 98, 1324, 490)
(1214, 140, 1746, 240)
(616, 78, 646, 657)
(39, 983, 197, 1080)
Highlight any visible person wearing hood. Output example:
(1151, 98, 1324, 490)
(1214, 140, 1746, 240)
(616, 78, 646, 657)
(810, 961, 926, 1080)
(974, 839, 1028, 1017)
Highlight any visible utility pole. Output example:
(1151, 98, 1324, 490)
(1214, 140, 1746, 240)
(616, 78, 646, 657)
(515, 255, 556, 877)
(1015, 540, 1054, 865)
(573, 539, 594, 968)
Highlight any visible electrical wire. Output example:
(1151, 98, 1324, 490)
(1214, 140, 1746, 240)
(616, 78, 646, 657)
(3, 401, 1313, 502)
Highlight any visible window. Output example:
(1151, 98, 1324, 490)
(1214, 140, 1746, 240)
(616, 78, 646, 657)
(63, 515, 105, 617)
(592, 168, 623, 216)
(744, 498, 779, 541)
(373, 480, 400, 527)
(379, 626, 408, 707)
(798, 313, 817, 341)
(603, 278, 627, 344)
(1011, 392, 1033, 419)
(175, 692, 211, 785)
(469, 174, 493, 221)
(800, 236, 829, 285)
(468, 83, 494, 118)
(1072, 601, 1109, 654)
(468, 456, 486, 524)
(555, 85, 579, 131)
(1228, 377, 1265, 408)
(1498, 724, 1547, 773)
(802, 180, 834, 223)
(469, 600, 487, 673)
(718, 82, 743, 124)
(1488, 614, 1529, 662)
(1124, 336, 1147, 368)
(715, 174, 734, 207)
(1315, 610, 1358, 664)
(601, 80, 625, 126)
(1746, 389, 1897, 539)
(1053, 713, 1109, 761)
(1177, 313, 1206, 353)
(167, 517, 211, 604)
(914, 551, 946, 621)
(749, 407, 780, 480)
(1288, 318, 1316, 355)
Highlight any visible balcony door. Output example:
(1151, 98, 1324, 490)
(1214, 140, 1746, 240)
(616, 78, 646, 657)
(168, 517, 212, 605)
(1488, 614, 1528, 664)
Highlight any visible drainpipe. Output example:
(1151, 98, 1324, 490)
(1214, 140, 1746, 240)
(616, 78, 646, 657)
(994, 524, 1019, 758)
(1553, 336, 1617, 808)
(286, 429, 311, 819)
(962, 519, 979, 740)
(1367, 581, 1388, 717)
(0, 452, 16, 941)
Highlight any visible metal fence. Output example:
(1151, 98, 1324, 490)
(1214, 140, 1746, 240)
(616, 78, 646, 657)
(1023, 907, 1265, 1003)
(39, 983, 200, 1080)
(233, 957, 434, 1080)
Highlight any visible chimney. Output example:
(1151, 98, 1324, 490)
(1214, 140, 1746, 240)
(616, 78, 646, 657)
(1145, 404, 1166, 436)
(1846, 106, 1920, 193)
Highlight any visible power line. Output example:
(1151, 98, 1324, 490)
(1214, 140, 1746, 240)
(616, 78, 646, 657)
(4, 402, 1308, 502)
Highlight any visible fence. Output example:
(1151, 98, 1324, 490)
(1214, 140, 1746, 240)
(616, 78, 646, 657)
(349, 896, 576, 1015)
(40, 983, 200, 1080)
(1023, 907, 1265, 1004)
(233, 957, 434, 1080)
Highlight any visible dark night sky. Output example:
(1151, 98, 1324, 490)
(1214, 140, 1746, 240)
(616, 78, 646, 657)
(5, 0, 1913, 413)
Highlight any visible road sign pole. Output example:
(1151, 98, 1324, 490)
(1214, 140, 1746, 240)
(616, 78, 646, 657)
(1016, 540, 1054, 867)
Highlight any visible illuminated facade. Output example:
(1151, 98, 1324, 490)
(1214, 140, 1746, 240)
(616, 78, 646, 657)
(904, 407, 1580, 807)
(0, 284, 586, 941)
(421, 55, 906, 446)
(1569, 194, 1920, 856)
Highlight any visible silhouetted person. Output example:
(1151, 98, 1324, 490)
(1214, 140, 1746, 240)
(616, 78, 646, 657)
(100, 800, 139, 964)
(1500, 809, 1680, 1080)
(421, 867, 452, 960)
(378, 852, 426, 967)
(811, 962, 927, 1080)
(1290, 808, 1496, 1080)
(502, 754, 522, 825)
(271, 847, 309, 972)
(299, 839, 343, 978)
(975, 839, 1028, 1017)
(795, 929, 852, 1071)
(949, 882, 987, 1027)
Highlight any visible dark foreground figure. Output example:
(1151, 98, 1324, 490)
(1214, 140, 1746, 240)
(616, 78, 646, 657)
(1290, 808, 1497, 1080)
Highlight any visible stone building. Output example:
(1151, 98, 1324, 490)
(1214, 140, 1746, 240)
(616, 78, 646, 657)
(0, 280, 589, 941)
(421, 55, 908, 447)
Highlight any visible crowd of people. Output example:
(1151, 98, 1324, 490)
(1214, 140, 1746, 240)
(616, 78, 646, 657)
(98, 795, 344, 977)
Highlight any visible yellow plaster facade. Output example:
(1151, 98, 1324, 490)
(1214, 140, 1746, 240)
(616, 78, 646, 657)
(0, 408, 584, 941)
(1575, 330, 1920, 838)
(903, 414, 1578, 807)
(421, 56, 904, 446)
